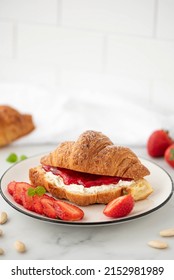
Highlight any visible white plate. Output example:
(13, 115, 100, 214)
(0, 155, 173, 226)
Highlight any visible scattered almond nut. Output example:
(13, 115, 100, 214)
(0, 212, 8, 224)
(0, 248, 4, 255)
(14, 240, 26, 253)
(0, 229, 3, 236)
(160, 228, 174, 237)
(148, 240, 168, 249)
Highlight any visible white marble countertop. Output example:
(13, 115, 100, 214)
(0, 144, 174, 260)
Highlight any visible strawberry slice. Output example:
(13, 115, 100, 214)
(53, 200, 84, 221)
(13, 182, 31, 205)
(7, 181, 16, 195)
(21, 187, 35, 211)
(13, 184, 23, 205)
(103, 194, 134, 218)
(32, 195, 44, 215)
(41, 197, 57, 219)
(33, 194, 53, 215)
(7, 181, 84, 222)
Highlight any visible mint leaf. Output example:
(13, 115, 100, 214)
(6, 153, 28, 164)
(6, 153, 18, 163)
(35, 186, 46, 196)
(27, 188, 36, 197)
(27, 186, 46, 197)
(20, 155, 28, 161)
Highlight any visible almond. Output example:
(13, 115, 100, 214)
(0, 212, 8, 224)
(160, 228, 174, 237)
(0, 248, 4, 255)
(148, 240, 168, 249)
(0, 229, 3, 236)
(14, 240, 26, 253)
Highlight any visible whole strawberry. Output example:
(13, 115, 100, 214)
(103, 194, 134, 218)
(147, 130, 173, 157)
(164, 144, 174, 168)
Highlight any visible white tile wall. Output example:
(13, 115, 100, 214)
(17, 24, 104, 71)
(152, 80, 174, 113)
(0, 21, 14, 57)
(157, 0, 174, 40)
(0, 0, 58, 24)
(62, 0, 155, 37)
(59, 70, 150, 100)
(0, 58, 58, 87)
(0, 0, 174, 110)
(106, 35, 174, 80)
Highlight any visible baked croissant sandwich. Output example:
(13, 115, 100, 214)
(0, 105, 35, 147)
(29, 130, 153, 206)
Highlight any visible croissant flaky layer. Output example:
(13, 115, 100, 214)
(41, 130, 150, 180)
(0, 105, 35, 147)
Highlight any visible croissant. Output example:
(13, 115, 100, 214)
(29, 130, 153, 206)
(41, 130, 150, 180)
(0, 105, 35, 147)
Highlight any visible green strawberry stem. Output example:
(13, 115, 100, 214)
(170, 149, 174, 160)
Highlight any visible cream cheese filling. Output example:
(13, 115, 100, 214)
(44, 171, 134, 194)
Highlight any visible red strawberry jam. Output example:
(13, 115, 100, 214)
(43, 165, 132, 188)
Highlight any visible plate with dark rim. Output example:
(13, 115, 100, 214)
(0, 155, 173, 226)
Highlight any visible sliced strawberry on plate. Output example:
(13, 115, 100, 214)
(13, 184, 23, 205)
(21, 187, 35, 211)
(7, 181, 85, 222)
(103, 194, 134, 218)
(32, 194, 53, 215)
(7, 181, 16, 195)
(41, 197, 57, 219)
(13, 182, 31, 205)
(53, 200, 84, 221)
(32, 195, 44, 215)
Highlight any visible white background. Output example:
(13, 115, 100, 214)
(1, 0, 174, 146)
(0, 0, 174, 114)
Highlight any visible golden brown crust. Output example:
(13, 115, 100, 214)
(41, 130, 150, 180)
(0, 105, 35, 147)
(29, 166, 153, 206)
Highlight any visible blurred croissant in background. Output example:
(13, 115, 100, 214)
(0, 105, 35, 147)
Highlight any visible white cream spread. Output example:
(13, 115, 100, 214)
(44, 171, 134, 194)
